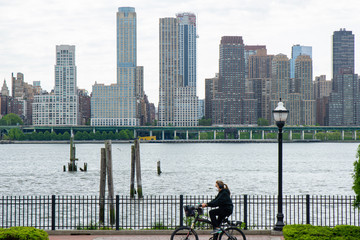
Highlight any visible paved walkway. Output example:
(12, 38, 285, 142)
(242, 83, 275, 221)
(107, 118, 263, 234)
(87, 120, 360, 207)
(49, 235, 284, 240)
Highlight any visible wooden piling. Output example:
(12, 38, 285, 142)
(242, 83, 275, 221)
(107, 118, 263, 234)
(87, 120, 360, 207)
(157, 161, 162, 175)
(130, 145, 136, 198)
(99, 148, 106, 225)
(68, 137, 78, 171)
(134, 139, 143, 198)
(105, 140, 115, 225)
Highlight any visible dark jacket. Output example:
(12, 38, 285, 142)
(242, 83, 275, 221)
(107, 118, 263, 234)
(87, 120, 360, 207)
(207, 189, 233, 213)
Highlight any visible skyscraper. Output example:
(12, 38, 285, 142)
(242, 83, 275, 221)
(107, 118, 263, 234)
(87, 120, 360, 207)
(91, 7, 140, 126)
(248, 49, 273, 121)
(294, 55, 315, 125)
(212, 36, 246, 125)
(244, 45, 266, 92)
(332, 29, 354, 82)
(1, 80, 9, 97)
(290, 45, 312, 79)
(177, 12, 197, 87)
(329, 28, 360, 126)
(158, 13, 198, 127)
(270, 54, 290, 114)
(205, 73, 219, 120)
(158, 17, 179, 126)
(33, 45, 79, 125)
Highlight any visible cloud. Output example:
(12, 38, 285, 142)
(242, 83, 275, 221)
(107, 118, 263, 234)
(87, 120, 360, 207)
(0, 0, 360, 105)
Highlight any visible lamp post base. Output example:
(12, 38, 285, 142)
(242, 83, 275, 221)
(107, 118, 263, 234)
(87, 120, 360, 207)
(274, 213, 285, 231)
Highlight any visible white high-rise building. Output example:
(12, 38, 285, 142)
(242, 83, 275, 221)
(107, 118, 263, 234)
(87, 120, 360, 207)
(158, 12, 198, 127)
(33, 45, 79, 125)
(91, 7, 139, 126)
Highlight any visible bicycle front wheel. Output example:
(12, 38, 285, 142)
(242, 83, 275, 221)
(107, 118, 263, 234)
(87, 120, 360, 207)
(219, 227, 246, 240)
(170, 226, 199, 240)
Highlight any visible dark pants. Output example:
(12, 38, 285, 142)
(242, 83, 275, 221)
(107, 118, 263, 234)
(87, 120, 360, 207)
(209, 208, 232, 229)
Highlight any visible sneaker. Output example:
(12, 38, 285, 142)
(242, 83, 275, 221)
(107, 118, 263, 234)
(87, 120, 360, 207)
(210, 228, 221, 234)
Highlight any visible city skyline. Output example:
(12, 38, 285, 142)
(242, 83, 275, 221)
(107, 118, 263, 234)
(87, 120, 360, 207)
(1, 0, 360, 105)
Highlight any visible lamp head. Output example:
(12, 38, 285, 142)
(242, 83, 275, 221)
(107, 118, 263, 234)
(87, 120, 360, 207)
(272, 100, 289, 127)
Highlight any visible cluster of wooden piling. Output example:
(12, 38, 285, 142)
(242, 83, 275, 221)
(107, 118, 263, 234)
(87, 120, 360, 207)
(62, 137, 164, 226)
(63, 137, 87, 172)
(130, 139, 143, 198)
(99, 140, 115, 225)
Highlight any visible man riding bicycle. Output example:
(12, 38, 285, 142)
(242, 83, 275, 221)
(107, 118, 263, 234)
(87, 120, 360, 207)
(201, 180, 233, 235)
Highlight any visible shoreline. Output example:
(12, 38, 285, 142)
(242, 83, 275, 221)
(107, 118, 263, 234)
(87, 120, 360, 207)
(2, 139, 358, 144)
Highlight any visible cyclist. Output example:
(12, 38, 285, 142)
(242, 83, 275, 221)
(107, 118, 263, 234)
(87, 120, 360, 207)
(201, 180, 233, 235)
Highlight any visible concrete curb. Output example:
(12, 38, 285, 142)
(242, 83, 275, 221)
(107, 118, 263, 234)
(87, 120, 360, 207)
(46, 230, 283, 236)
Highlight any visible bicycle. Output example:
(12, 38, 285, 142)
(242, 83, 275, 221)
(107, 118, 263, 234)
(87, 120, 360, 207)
(170, 205, 246, 240)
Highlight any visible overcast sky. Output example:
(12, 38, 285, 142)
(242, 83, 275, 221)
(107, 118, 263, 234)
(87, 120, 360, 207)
(0, 0, 359, 105)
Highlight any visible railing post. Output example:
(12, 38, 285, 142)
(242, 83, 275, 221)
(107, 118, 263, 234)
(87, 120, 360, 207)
(306, 194, 310, 225)
(244, 195, 248, 230)
(51, 195, 56, 230)
(180, 195, 184, 227)
(116, 195, 120, 230)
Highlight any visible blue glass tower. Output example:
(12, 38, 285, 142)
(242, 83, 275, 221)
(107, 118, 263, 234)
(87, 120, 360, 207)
(290, 45, 312, 79)
(176, 12, 197, 88)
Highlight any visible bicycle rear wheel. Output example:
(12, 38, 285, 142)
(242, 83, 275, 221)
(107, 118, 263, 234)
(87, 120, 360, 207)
(170, 226, 199, 240)
(219, 227, 246, 240)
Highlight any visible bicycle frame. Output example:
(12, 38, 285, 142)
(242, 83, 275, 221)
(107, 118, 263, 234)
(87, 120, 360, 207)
(176, 206, 245, 240)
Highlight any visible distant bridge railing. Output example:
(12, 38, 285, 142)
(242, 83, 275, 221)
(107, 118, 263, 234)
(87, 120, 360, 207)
(0, 195, 359, 230)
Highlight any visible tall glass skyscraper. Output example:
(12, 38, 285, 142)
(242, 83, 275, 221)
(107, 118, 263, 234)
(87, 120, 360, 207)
(290, 44, 312, 79)
(177, 13, 197, 87)
(91, 7, 139, 126)
(158, 13, 198, 127)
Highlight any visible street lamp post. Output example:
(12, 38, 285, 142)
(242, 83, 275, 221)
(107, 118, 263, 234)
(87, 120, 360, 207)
(273, 99, 289, 231)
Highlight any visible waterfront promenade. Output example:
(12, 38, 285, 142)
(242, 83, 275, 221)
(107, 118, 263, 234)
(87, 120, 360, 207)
(48, 230, 284, 240)
(49, 235, 284, 240)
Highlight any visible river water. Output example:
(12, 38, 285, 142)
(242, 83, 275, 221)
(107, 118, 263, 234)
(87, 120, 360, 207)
(0, 142, 358, 196)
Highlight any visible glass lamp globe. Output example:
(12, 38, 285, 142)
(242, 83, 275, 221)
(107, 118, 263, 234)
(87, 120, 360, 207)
(273, 101, 289, 123)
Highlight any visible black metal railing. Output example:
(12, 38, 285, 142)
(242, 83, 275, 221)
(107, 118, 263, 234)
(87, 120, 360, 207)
(1, 195, 359, 230)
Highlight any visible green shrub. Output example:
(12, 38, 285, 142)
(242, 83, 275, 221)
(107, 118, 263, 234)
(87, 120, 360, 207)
(0, 227, 48, 240)
(283, 224, 332, 239)
(333, 225, 360, 239)
(283, 225, 360, 240)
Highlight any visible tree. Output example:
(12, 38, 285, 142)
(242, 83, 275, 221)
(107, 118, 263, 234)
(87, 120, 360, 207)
(0, 113, 24, 126)
(62, 132, 70, 140)
(50, 131, 58, 140)
(37, 132, 45, 141)
(257, 118, 269, 126)
(94, 131, 102, 140)
(127, 129, 134, 139)
(101, 131, 108, 140)
(88, 132, 95, 140)
(43, 131, 51, 140)
(108, 131, 115, 140)
(82, 131, 90, 140)
(353, 144, 360, 208)
(119, 130, 129, 140)
(199, 117, 212, 126)
(74, 131, 83, 140)
(7, 128, 25, 140)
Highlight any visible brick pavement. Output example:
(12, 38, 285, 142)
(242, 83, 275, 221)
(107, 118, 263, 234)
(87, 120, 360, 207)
(49, 235, 284, 240)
